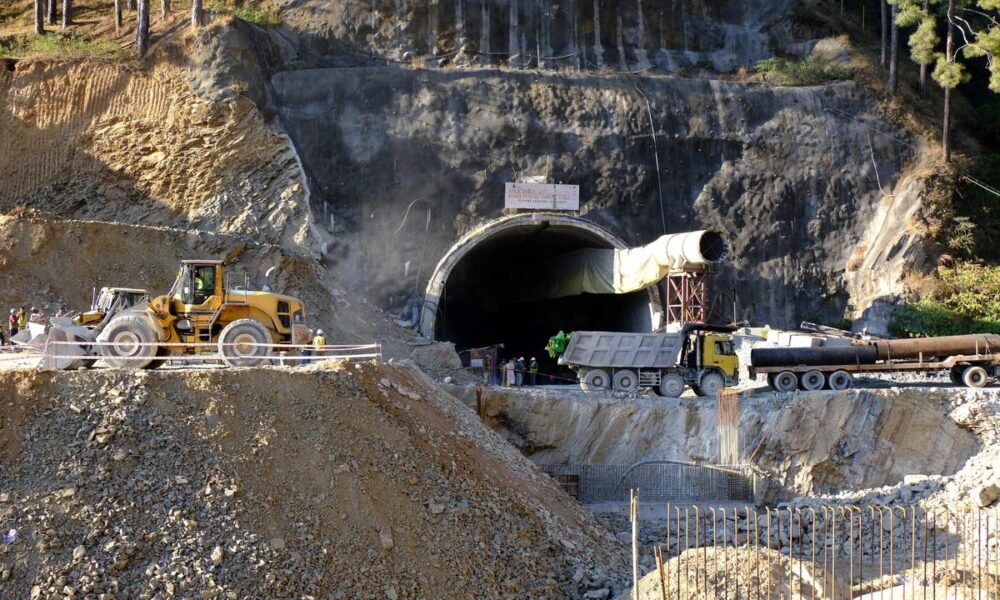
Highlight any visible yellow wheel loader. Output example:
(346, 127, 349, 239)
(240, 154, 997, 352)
(37, 260, 310, 369)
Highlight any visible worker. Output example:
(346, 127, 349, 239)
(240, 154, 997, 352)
(194, 269, 212, 303)
(529, 357, 539, 386)
(505, 359, 515, 388)
(16, 306, 28, 331)
(8, 308, 18, 338)
(29, 307, 42, 323)
(313, 329, 326, 362)
(515, 357, 526, 386)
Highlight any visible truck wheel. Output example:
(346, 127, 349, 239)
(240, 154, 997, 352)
(219, 319, 272, 367)
(658, 373, 686, 398)
(962, 365, 989, 388)
(799, 370, 825, 391)
(827, 370, 853, 391)
(99, 316, 157, 369)
(612, 369, 639, 393)
(697, 372, 725, 397)
(773, 371, 798, 393)
(581, 369, 611, 392)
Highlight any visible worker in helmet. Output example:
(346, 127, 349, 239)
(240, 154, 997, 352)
(529, 357, 539, 386)
(8, 308, 18, 338)
(313, 329, 326, 362)
(515, 357, 525, 386)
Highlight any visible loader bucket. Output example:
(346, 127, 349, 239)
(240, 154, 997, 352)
(34, 318, 97, 370)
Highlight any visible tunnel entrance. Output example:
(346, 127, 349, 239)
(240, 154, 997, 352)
(423, 215, 658, 383)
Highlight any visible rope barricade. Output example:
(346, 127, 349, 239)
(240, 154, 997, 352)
(0, 340, 382, 365)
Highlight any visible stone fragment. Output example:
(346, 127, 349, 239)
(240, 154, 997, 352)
(976, 483, 999, 508)
(211, 545, 224, 565)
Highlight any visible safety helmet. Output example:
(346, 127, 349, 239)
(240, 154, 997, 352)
(519, 356, 525, 361)
(531, 357, 536, 360)
(316, 329, 324, 335)
(9, 309, 14, 314)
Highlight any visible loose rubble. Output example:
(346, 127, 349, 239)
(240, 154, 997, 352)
(0, 362, 629, 599)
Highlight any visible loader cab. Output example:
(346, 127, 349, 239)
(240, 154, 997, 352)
(173, 261, 223, 311)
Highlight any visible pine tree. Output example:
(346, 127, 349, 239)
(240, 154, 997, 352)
(46, 0, 55, 25)
(161, 0, 169, 20)
(114, 0, 123, 31)
(191, 0, 202, 27)
(34, 0, 45, 35)
(890, 3, 900, 92)
(881, 0, 890, 67)
(61, 0, 71, 28)
(136, 0, 150, 57)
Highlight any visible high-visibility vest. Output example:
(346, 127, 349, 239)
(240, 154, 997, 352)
(314, 335, 326, 348)
(17, 313, 27, 328)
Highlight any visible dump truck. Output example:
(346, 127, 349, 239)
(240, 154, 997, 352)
(32, 260, 310, 369)
(554, 324, 738, 396)
(750, 334, 1000, 391)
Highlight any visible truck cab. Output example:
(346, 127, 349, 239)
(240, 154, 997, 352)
(701, 334, 739, 381)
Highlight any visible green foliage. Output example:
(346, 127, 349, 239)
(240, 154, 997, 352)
(932, 54, 970, 89)
(754, 57, 853, 85)
(890, 0, 928, 28)
(890, 263, 1000, 336)
(232, 6, 281, 27)
(0, 32, 126, 61)
(909, 17, 940, 66)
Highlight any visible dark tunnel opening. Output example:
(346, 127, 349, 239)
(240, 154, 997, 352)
(434, 224, 654, 383)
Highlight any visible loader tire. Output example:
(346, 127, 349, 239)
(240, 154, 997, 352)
(145, 346, 170, 370)
(99, 316, 157, 369)
(219, 319, 272, 367)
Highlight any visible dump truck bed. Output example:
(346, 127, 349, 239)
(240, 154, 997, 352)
(559, 331, 685, 369)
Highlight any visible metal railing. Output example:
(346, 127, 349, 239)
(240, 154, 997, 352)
(640, 502, 1000, 599)
(0, 339, 382, 366)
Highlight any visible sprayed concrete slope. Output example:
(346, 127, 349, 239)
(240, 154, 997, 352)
(0, 361, 630, 599)
(448, 384, 979, 501)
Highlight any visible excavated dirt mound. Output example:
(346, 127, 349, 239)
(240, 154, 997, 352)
(0, 361, 628, 599)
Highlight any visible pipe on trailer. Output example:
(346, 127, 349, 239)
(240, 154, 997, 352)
(873, 334, 1000, 361)
(750, 346, 879, 368)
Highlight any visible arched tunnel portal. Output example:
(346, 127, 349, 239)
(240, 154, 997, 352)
(421, 214, 660, 381)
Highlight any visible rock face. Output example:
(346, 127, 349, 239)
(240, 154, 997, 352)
(450, 385, 977, 500)
(275, 0, 802, 73)
(272, 66, 916, 326)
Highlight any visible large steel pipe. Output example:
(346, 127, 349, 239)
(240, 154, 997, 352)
(649, 230, 726, 268)
(874, 334, 1000, 360)
(750, 346, 879, 368)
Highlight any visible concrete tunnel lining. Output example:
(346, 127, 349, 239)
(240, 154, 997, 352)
(421, 214, 661, 372)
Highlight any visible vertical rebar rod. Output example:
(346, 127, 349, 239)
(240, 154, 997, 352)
(631, 490, 639, 600)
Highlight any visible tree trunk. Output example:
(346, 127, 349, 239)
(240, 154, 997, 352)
(943, 0, 956, 162)
(61, 0, 70, 28)
(136, 0, 150, 57)
(128, 0, 136, 11)
(880, 0, 888, 67)
(114, 0, 122, 31)
(919, 0, 929, 97)
(46, 0, 56, 25)
(34, 0, 45, 34)
(191, 0, 202, 28)
(888, 3, 898, 93)
(161, 0, 169, 20)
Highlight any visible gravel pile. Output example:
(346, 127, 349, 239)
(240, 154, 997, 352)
(0, 362, 628, 599)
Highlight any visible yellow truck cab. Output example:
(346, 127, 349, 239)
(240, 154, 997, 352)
(701, 334, 739, 382)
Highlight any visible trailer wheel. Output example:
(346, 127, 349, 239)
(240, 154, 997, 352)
(773, 371, 798, 393)
(613, 369, 639, 393)
(581, 369, 611, 392)
(962, 366, 989, 388)
(827, 370, 852, 391)
(658, 373, 686, 398)
(799, 370, 826, 391)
